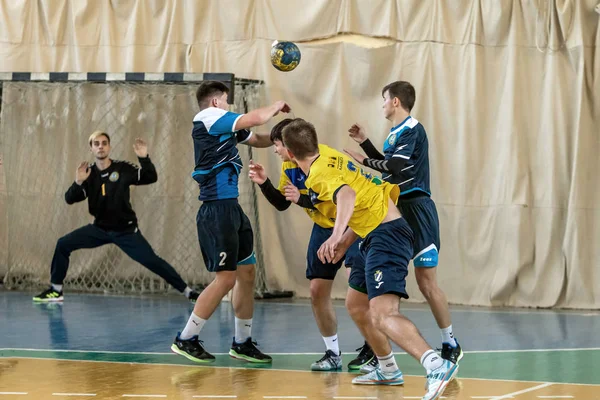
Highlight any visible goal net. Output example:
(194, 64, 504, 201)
(0, 75, 272, 296)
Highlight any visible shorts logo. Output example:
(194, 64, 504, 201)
(109, 172, 120, 182)
(374, 269, 384, 289)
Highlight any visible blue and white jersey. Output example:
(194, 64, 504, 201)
(191, 107, 252, 201)
(382, 116, 431, 196)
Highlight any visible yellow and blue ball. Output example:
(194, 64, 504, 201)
(271, 41, 301, 72)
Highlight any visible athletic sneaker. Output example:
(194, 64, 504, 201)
(359, 356, 379, 373)
(33, 287, 63, 302)
(423, 359, 459, 400)
(311, 350, 342, 371)
(352, 367, 404, 385)
(441, 341, 463, 365)
(348, 342, 375, 371)
(171, 334, 215, 363)
(229, 337, 272, 363)
(188, 291, 200, 303)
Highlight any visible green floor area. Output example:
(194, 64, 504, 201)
(2, 349, 599, 385)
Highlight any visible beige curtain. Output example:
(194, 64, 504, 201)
(0, 0, 598, 308)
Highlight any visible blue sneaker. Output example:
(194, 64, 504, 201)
(352, 367, 404, 386)
(422, 359, 459, 400)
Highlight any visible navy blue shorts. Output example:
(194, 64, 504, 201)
(349, 218, 414, 300)
(306, 224, 361, 280)
(397, 195, 440, 267)
(196, 199, 256, 272)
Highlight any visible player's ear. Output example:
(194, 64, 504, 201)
(285, 148, 295, 160)
(392, 97, 400, 107)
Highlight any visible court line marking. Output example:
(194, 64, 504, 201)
(333, 397, 378, 399)
(490, 383, 553, 399)
(0, 393, 28, 396)
(2, 354, 599, 387)
(2, 347, 600, 356)
(52, 394, 97, 397)
(263, 397, 307, 399)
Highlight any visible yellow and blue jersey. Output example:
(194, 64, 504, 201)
(305, 145, 400, 238)
(277, 145, 334, 229)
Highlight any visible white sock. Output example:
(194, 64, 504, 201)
(323, 335, 340, 355)
(51, 284, 63, 292)
(377, 352, 399, 374)
(441, 325, 457, 347)
(420, 350, 444, 374)
(235, 318, 252, 343)
(183, 287, 192, 298)
(180, 313, 206, 340)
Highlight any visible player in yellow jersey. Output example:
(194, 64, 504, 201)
(282, 119, 458, 400)
(248, 119, 374, 372)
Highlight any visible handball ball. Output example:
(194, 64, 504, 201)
(271, 41, 301, 72)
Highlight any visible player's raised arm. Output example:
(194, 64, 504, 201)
(65, 162, 90, 204)
(131, 138, 158, 185)
(234, 101, 291, 131)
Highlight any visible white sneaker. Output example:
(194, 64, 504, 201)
(352, 367, 404, 386)
(359, 356, 379, 373)
(422, 359, 459, 400)
(311, 350, 342, 371)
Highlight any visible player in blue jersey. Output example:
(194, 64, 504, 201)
(171, 81, 290, 364)
(345, 81, 463, 366)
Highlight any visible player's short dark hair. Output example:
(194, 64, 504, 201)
(196, 81, 230, 110)
(270, 119, 294, 143)
(281, 118, 319, 160)
(382, 81, 415, 112)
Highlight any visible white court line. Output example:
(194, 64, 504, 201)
(52, 394, 96, 397)
(263, 397, 307, 399)
(0, 393, 28, 396)
(333, 397, 378, 399)
(489, 383, 554, 399)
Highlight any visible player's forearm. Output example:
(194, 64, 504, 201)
(332, 186, 356, 239)
(137, 156, 158, 184)
(296, 194, 316, 210)
(246, 133, 273, 148)
(360, 139, 385, 160)
(363, 157, 407, 175)
(258, 178, 292, 211)
(65, 182, 87, 204)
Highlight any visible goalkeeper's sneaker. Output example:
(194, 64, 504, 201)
(33, 287, 63, 302)
(441, 340, 464, 365)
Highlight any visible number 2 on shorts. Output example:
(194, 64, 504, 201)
(219, 252, 227, 266)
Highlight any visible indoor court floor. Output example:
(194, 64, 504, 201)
(1, 291, 599, 399)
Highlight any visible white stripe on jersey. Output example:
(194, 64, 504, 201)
(193, 107, 228, 132)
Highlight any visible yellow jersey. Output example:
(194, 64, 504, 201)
(277, 145, 335, 229)
(304, 145, 400, 238)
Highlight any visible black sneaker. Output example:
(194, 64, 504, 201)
(348, 342, 375, 371)
(171, 334, 215, 363)
(33, 287, 63, 302)
(188, 291, 200, 303)
(441, 340, 463, 364)
(229, 337, 272, 363)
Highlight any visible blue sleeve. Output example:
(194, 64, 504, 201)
(208, 111, 243, 135)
